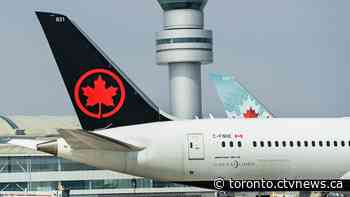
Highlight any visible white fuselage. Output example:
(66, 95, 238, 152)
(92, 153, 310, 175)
(57, 118, 350, 181)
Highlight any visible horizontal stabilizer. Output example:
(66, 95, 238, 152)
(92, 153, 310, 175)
(57, 129, 144, 152)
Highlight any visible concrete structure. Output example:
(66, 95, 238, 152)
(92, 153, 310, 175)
(156, 0, 213, 119)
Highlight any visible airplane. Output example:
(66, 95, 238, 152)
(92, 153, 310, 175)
(8, 12, 350, 190)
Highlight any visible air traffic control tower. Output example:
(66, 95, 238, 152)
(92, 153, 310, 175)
(156, 0, 213, 119)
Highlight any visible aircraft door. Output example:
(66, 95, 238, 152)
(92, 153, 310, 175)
(187, 134, 204, 160)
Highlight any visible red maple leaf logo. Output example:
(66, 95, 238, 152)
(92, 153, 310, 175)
(82, 75, 118, 118)
(243, 107, 259, 118)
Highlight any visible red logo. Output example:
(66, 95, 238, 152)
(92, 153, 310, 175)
(243, 107, 259, 118)
(74, 68, 126, 119)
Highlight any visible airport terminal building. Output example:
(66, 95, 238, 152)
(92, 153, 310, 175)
(0, 115, 214, 196)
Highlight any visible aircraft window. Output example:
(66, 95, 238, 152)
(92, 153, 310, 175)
(260, 141, 264, 147)
(311, 141, 316, 147)
(221, 141, 225, 148)
(319, 141, 323, 147)
(304, 141, 308, 147)
(326, 141, 330, 147)
(229, 141, 234, 147)
(238, 141, 242, 147)
(253, 141, 257, 147)
(190, 142, 193, 148)
(341, 141, 345, 147)
(297, 141, 301, 147)
(282, 141, 286, 147)
(267, 141, 272, 147)
(348, 141, 350, 147)
(334, 141, 338, 147)
(275, 141, 279, 147)
(289, 141, 294, 147)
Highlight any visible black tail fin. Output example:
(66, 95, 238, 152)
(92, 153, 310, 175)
(36, 12, 170, 131)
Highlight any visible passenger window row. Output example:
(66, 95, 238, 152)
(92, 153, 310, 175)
(252, 140, 350, 148)
(221, 141, 242, 148)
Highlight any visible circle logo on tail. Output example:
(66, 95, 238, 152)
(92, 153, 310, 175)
(74, 68, 126, 119)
